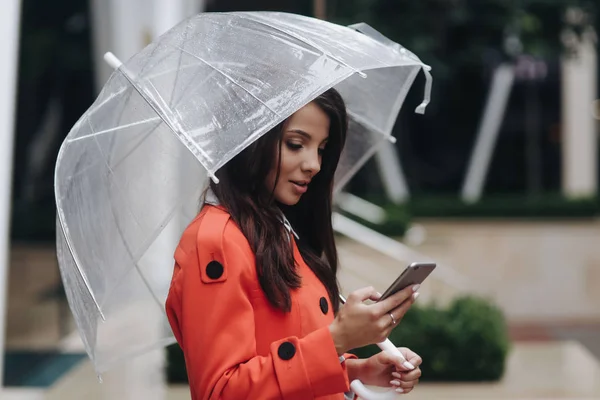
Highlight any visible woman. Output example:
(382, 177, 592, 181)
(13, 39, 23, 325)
(165, 88, 422, 400)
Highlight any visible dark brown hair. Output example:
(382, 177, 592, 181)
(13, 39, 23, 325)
(208, 88, 347, 313)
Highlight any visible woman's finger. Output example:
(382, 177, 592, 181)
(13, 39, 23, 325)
(398, 347, 423, 367)
(376, 347, 409, 371)
(387, 293, 419, 322)
(368, 291, 382, 302)
(347, 286, 379, 303)
(374, 284, 419, 316)
(392, 368, 422, 382)
(399, 378, 419, 389)
(399, 368, 422, 382)
(390, 384, 414, 394)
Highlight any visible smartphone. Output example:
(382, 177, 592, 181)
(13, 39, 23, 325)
(377, 262, 436, 302)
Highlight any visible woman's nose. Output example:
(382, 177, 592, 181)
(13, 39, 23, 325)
(302, 150, 321, 174)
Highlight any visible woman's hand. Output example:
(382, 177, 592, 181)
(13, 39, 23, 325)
(356, 347, 422, 394)
(329, 285, 419, 355)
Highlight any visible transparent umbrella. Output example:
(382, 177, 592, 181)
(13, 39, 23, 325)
(54, 10, 432, 395)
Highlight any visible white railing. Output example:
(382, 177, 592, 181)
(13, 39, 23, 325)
(332, 197, 473, 292)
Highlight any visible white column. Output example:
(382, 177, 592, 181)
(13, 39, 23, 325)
(90, 0, 203, 91)
(90, 0, 152, 92)
(149, 0, 204, 311)
(89, 0, 113, 92)
(561, 29, 598, 198)
(375, 142, 410, 203)
(461, 64, 515, 203)
(0, 0, 22, 387)
(153, 0, 204, 35)
(141, 0, 193, 310)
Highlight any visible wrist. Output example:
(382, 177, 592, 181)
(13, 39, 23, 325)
(328, 322, 347, 356)
(345, 358, 365, 382)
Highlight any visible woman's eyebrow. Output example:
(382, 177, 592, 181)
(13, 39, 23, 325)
(287, 129, 311, 139)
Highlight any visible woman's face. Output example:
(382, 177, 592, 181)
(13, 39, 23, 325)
(265, 102, 330, 205)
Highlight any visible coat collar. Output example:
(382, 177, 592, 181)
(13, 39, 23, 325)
(204, 187, 299, 240)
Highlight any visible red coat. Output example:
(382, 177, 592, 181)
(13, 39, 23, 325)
(166, 204, 355, 399)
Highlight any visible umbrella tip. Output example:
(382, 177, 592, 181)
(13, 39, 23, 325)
(209, 172, 220, 184)
(415, 102, 429, 114)
(104, 52, 123, 69)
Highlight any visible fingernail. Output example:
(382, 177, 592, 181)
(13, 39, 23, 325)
(412, 284, 420, 292)
(403, 361, 415, 370)
(396, 388, 405, 393)
(392, 372, 402, 379)
(412, 292, 420, 301)
(390, 380, 401, 386)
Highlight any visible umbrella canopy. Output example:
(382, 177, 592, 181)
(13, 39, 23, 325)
(54, 11, 432, 373)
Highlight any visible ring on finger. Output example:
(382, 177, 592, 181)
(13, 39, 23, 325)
(389, 312, 397, 325)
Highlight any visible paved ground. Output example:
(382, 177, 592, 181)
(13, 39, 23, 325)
(509, 321, 600, 360)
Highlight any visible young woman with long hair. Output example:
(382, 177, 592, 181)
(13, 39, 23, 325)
(165, 88, 423, 399)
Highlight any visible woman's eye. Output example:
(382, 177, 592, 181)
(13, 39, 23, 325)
(286, 142, 302, 150)
(318, 147, 325, 156)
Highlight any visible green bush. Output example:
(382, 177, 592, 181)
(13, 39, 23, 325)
(338, 205, 412, 238)
(349, 295, 510, 382)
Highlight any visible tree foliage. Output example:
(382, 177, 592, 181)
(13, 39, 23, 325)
(329, 0, 597, 61)
(325, 0, 597, 195)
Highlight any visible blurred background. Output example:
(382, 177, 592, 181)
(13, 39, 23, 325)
(2, 0, 600, 399)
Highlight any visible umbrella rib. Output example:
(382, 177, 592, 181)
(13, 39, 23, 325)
(114, 63, 214, 171)
(172, 45, 282, 118)
(333, 131, 389, 194)
(61, 118, 162, 185)
(167, 19, 191, 110)
(68, 117, 163, 143)
(100, 68, 218, 173)
(240, 14, 431, 82)
(235, 13, 366, 78)
(346, 110, 389, 138)
(70, 68, 216, 179)
(55, 213, 106, 321)
(85, 86, 128, 120)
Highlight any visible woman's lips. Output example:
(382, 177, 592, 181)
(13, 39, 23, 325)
(290, 181, 308, 194)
